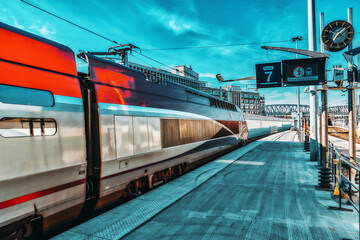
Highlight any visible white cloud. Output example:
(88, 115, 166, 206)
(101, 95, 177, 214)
(263, 90, 299, 104)
(199, 73, 215, 78)
(219, 47, 231, 55)
(12, 17, 24, 29)
(29, 22, 56, 38)
(146, 7, 204, 35)
(167, 18, 199, 34)
(38, 25, 55, 37)
(169, 20, 181, 31)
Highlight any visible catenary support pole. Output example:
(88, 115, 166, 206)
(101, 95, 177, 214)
(318, 12, 325, 167)
(321, 90, 328, 166)
(317, 11, 331, 189)
(123, 50, 129, 66)
(320, 13, 328, 169)
(308, 0, 318, 161)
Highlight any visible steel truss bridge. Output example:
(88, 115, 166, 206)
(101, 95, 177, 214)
(264, 104, 358, 117)
(264, 104, 309, 116)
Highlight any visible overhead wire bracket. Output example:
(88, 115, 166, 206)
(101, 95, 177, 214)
(261, 46, 330, 59)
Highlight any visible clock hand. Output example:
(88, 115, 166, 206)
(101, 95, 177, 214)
(333, 27, 346, 41)
(338, 30, 347, 37)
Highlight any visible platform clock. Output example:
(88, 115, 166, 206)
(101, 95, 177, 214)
(321, 20, 354, 52)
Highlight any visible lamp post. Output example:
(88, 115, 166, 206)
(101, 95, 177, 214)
(308, 0, 318, 162)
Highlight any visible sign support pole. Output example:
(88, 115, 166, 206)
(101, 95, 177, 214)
(295, 39, 301, 139)
(297, 86, 301, 134)
(308, 0, 318, 162)
(292, 36, 303, 138)
(347, 8, 357, 186)
(318, 13, 325, 166)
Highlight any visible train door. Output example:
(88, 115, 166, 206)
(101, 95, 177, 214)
(0, 22, 86, 238)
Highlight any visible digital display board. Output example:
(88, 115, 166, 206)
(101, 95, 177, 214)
(282, 57, 326, 87)
(255, 62, 282, 88)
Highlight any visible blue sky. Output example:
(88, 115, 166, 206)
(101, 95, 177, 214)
(1, 0, 360, 106)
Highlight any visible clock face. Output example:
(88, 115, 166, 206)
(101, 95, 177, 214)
(322, 20, 354, 52)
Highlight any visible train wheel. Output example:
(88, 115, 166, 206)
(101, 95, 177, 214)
(21, 220, 33, 239)
(147, 174, 153, 189)
(1, 218, 37, 240)
(0, 228, 23, 240)
(126, 180, 141, 198)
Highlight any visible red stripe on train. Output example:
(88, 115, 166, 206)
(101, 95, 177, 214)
(91, 65, 135, 105)
(94, 84, 132, 105)
(0, 60, 82, 98)
(0, 179, 86, 210)
(0, 27, 77, 76)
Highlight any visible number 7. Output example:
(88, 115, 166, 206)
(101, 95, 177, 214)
(265, 71, 272, 82)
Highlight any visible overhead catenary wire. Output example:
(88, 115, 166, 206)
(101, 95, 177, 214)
(142, 39, 295, 51)
(142, 31, 360, 51)
(20, 0, 119, 45)
(133, 52, 173, 70)
(129, 53, 157, 69)
(22, 0, 360, 80)
(17, 0, 360, 54)
(20, 0, 174, 70)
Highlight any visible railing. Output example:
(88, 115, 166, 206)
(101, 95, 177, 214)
(328, 141, 360, 216)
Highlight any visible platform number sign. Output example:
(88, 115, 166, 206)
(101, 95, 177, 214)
(256, 62, 282, 88)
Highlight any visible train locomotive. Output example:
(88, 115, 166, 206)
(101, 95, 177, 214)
(0, 22, 292, 239)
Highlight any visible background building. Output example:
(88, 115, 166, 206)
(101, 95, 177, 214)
(201, 85, 265, 115)
(129, 62, 201, 90)
(128, 61, 265, 115)
(235, 90, 264, 115)
(171, 65, 199, 80)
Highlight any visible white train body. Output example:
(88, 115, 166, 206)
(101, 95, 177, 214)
(0, 22, 292, 239)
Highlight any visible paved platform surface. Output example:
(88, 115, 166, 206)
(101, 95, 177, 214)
(54, 131, 359, 239)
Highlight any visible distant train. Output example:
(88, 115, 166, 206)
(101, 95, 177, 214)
(0, 22, 292, 239)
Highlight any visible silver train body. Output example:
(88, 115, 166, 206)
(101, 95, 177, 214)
(245, 113, 293, 138)
(0, 22, 292, 239)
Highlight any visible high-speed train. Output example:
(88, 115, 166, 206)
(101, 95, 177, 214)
(0, 22, 292, 239)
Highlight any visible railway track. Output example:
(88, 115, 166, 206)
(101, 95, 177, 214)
(328, 126, 360, 144)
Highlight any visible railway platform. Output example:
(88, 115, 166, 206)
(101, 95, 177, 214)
(53, 131, 359, 239)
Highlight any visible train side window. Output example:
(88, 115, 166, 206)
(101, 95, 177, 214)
(148, 117, 161, 152)
(0, 84, 54, 107)
(114, 116, 134, 158)
(0, 118, 57, 137)
(133, 117, 149, 155)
